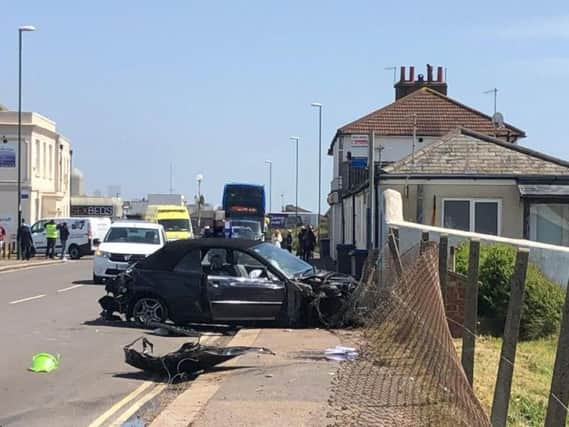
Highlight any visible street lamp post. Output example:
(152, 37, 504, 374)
(196, 174, 203, 231)
(311, 102, 322, 241)
(265, 160, 272, 213)
(17, 25, 35, 259)
(289, 137, 300, 226)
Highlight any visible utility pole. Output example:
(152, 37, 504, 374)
(311, 102, 323, 242)
(289, 137, 300, 226)
(169, 161, 173, 194)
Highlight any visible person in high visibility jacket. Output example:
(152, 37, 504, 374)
(44, 219, 58, 259)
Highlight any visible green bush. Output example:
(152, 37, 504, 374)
(456, 243, 564, 340)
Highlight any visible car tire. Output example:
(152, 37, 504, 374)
(129, 295, 168, 325)
(68, 244, 80, 260)
(93, 274, 104, 284)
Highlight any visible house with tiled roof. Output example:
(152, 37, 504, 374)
(327, 66, 569, 276)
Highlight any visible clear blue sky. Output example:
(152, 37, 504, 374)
(2, 1, 568, 212)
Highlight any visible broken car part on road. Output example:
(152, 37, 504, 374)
(124, 336, 274, 380)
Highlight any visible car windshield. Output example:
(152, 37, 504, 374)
(252, 242, 312, 278)
(104, 227, 160, 244)
(157, 219, 190, 231)
(230, 220, 261, 234)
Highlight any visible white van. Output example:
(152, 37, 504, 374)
(30, 217, 111, 259)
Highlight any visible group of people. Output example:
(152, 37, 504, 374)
(15, 219, 70, 260)
(272, 225, 316, 261)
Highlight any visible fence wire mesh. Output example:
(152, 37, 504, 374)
(328, 241, 491, 426)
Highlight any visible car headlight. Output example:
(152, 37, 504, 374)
(95, 249, 110, 258)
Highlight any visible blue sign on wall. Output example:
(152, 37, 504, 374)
(0, 144, 16, 168)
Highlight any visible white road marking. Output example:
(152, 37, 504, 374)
(111, 384, 167, 426)
(9, 294, 46, 304)
(57, 284, 84, 293)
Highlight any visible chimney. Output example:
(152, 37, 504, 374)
(394, 64, 448, 100)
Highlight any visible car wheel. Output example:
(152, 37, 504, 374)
(93, 274, 104, 284)
(68, 244, 80, 260)
(130, 296, 168, 325)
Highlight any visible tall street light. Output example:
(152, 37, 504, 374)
(196, 174, 203, 231)
(17, 25, 35, 259)
(264, 160, 272, 213)
(289, 136, 300, 226)
(311, 102, 322, 241)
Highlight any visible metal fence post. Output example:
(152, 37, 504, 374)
(389, 227, 400, 252)
(420, 231, 429, 254)
(545, 276, 569, 427)
(461, 238, 480, 385)
(438, 234, 448, 304)
(387, 230, 403, 278)
(449, 246, 456, 272)
(491, 248, 529, 427)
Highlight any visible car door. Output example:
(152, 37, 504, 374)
(31, 220, 47, 250)
(204, 248, 286, 321)
(154, 249, 208, 323)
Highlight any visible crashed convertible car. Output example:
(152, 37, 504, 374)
(99, 238, 358, 327)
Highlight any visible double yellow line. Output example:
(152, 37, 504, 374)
(88, 381, 165, 427)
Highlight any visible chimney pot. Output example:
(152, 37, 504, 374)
(427, 64, 433, 82)
(437, 66, 443, 82)
(400, 66, 406, 82)
(409, 66, 415, 82)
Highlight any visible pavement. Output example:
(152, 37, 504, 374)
(150, 328, 341, 427)
(0, 259, 225, 427)
(0, 258, 64, 272)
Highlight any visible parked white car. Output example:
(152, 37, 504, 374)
(93, 221, 166, 284)
(31, 217, 111, 259)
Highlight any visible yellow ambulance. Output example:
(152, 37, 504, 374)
(145, 205, 193, 241)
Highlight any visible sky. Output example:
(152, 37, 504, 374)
(1, 1, 569, 212)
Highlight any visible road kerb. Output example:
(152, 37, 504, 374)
(150, 328, 262, 427)
(0, 259, 64, 273)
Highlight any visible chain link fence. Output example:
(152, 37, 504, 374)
(328, 241, 490, 426)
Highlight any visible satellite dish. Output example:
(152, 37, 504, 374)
(492, 112, 505, 128)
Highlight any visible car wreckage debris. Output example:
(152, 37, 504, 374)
(124, 337, 275, 379)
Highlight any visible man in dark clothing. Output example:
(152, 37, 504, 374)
(45, 219, 57, 259)
(297, 226, 307, 259)
(304, 226, 317, 261)
(17, 219, 34, 261)
(285, 231, 293, 252)
(57, 222, 70, 260)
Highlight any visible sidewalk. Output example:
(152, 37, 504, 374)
(0, 258, 64, 272)
(151, 328, 342, 427)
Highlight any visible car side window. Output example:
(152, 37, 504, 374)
(173, 250, 201, 274)
(31, 221, 46, 233)
(234, 250, 263, 267)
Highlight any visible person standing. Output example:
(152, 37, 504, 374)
(304, 225, 317, 261)
(285, 231, 293, 252)
(297, 225, 307, 259)
(45, 219, 58, 259)
(17, 219, 33, 261)
(0, 223, 6, 256)
(273, 230, 283, 248)
(58, 222, 70, 260)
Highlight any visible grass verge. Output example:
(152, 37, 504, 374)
(454, 336, 558, 426)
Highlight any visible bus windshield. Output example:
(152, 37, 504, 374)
(223, 184, 265, 218)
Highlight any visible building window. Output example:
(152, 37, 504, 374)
(49, 144, 53, 179)
(442, 199, 501, 235)
(35, 140, 40, 176)
(530, 204, 569, 246)
(43, 142, 47, 178)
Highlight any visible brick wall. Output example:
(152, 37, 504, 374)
(446, 271, 466, 338)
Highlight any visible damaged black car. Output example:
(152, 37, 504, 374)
(99, 238, 358, 327)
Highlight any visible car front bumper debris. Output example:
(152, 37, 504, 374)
(124, 336, 274, 378)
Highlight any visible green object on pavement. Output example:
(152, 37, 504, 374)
(29, 352, 60, 373)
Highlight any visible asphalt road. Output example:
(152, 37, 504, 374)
(0, 259, 197, 427)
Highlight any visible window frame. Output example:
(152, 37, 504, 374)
(441, 198, 502, 235)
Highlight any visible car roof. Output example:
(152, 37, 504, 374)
(110, 221, 162, 229)
(165, 237, 260, 251)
